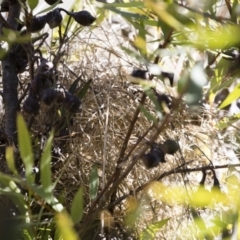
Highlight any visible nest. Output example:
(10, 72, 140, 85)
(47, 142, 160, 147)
(2, 12, 238, 240)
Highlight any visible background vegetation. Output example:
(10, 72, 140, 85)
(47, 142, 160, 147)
(0, 0, 240, 239)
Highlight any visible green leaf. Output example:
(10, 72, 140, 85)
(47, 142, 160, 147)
(28, 0, 39, 11)
(139, 105, 157, 123)
(17, 114, 34, 184)
(36, 0, 62, 15)
(219, 84, 240, 109)
(216, 113, 240, 130)
(89, 164, 99, 201)
(144, 88, 163, 119)
(178, 64, 208, 106)
(40, 131, 54, 196)
(5, 146, 17, 175)
(71, 186, 83, 224)
(56, 211, 79, 240)
(139, 218, 170, 240)
(107, 2, 144, 8)
(77, 79, 92, 99)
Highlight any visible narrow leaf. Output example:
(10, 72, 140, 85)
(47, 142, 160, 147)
(139, 105, 157, 123)
(5, 146, 17, 175)
(17, 114, 34, 184)
(40, 131, 54, 195)
(77, 79, 92, 99)
(89, 164, 99, 200)
(71, 186, 83, 224)
(140, 218, 170, 240)
(220, 84, 240, 109)
(56, 211, 79, 240)
(69, 76, 82, 94)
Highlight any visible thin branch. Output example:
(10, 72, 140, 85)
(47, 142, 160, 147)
(107, 162, 240, 209)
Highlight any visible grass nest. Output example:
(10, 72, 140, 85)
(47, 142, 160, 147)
(2, 11, 239, 240)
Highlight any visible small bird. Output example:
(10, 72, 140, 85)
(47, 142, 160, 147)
(156, 93, 173, 110)
(142, 143, 165, 169)
(131, 69, 149, 80)
(45, 0, 62, 5)
(67, 10, 96, 26)
(46, 8, 63, 29)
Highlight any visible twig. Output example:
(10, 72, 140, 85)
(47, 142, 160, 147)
(107, 162, 240, 209)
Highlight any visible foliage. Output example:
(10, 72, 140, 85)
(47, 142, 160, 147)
(0, 0, 240, 239)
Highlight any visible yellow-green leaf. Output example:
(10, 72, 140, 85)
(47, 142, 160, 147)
(17, 114, 34, 184)
(71, 186, 83, 224)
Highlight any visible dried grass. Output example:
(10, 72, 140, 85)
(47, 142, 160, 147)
(13, 11, 240, 239)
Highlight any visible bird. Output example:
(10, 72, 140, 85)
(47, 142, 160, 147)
(142, 143, 165, 169)
(44, 0, 62, 5)
(46, 8, 63, 29)
(131, 69, 149, 80)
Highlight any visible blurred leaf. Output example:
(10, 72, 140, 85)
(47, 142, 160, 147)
(36, 0, 62, 15)
(139, 218, 170, 240)
(178, 63, 208, 105)
(134, 36, 147, 56)
(187, 24, 240, 50)
(125, 197, 142, 228)
(144, 1, 182, 29)
(77, 79, 92, 99)
(139, 105, 158, 123)
(28, 0, 38, 11)
(71, 186, 83, 224)
(89, 164, 99, 201)
(219, 84, 240, 109)
(5, 146, 17, 175)
(216, 113, 240, 130)
(103, 5, 148, 21)
(144, 88, 163, 119)
(56, 211, 79, 240)
(17, 114, 34, 184)
(40, 131, 54, 196)
(108, 2, 144, 8)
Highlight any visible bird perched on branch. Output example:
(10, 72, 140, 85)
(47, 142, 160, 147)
(44, 0, 62, 5)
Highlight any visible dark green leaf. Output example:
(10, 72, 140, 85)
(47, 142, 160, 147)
(17, 114, 34, 184)
(69, 76, 82, 94)
(71, 186, 83, 224)
(77, 79, 92, 99)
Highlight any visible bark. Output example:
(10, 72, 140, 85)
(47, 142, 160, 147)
(1, 2, 21, 140)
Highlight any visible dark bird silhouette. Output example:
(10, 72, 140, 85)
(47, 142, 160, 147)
(46, 8, 63, 29)
(28, 15, 48, 33)
(45, 0, 62, 5)
(142, 143, 165, 169)
(66, 10, 96, 26)
(156, 93, 173, 110)
(131, 69, 149, 80)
